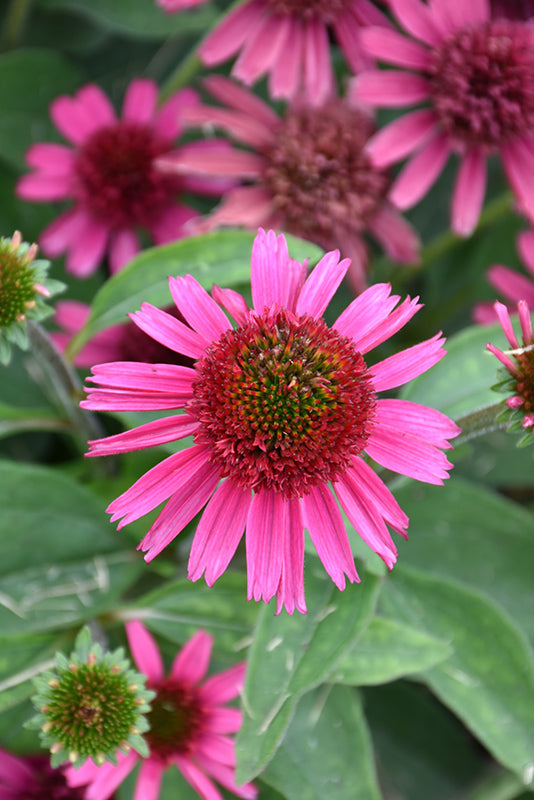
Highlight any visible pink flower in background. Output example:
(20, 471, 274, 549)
(81, 229, 459, 614)
(353, 0, 534, 236)
(158, 0, 208, 9)
(156, 76, 419, 291)
(490, 0, 534, 20)
(0, 748, 87, 799)
(197, 0, 392, 106)
(67, 622, 256, 800)
(17, 80, 230, 278)
(474, 231, 534, 324)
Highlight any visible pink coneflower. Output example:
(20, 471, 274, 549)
(156, 76, 420, 290)
(81, 229, 459, 614)
(158, 0, 208, 9)
(487, 300, 534, 443)
(491, 0, 534, 20)
(16, 80, 229, 278)
(474, 230, 534, 324)
(66, 622, 256, 800)
(353, 0, 534, 236)
(197, 0, 392, 105)
(0, 749, 87, 799)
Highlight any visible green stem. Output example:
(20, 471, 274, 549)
(2, 0, 32, 50)
(454, 401, 508, 445)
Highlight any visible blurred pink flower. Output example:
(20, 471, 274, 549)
(197, 0, 392, 105)
(353, 0, 534, 236)
(474, 230, 534, 324)
(81, 229, 459, 614)
(156, 76, 420, 291)
(17, 80, 230, 278)
(158, 0, 208, 9)
(490, 0, 534, 20)
(67, 622, 256, 800)
(0, 748, 87, 799)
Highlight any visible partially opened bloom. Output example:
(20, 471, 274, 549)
(197, 0, 392, 105)
(0, 749, 87, 800)
(487, 300, 534, 444)
(353, 0, 534, 236)
(474, 230, 534, 323)
(17, 80, 229, 278)
(67, 622, 256, 800)
(81, 229, 459, 614)
(157, 76, 419, 290)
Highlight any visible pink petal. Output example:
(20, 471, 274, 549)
(303, 17, 334, 105)
(269, 15, 302, 100)
(130, 303, 207, 360)
(199, 0, 265, 65)
(54, 299, 90, 333)
(109, 229, 140, 273)
(211, 285, 250, 326)
(494, 301, 520, 348)
(193, 753, 258, 799)
(487, 265, 534, 307)
(365, 108, 438, 167)
(232, 10, 289, 85)
(275, 497, 306, 615)
(250, 228, 293, 311)
(16, 172, 71, 201)
(85, 414, 198, 456)
(149, 203, 198, 244)
(389, 0, 442, 47)
(133, 760, 163, 800)
(67, 752, 138, 800)
(0, 750, 34, 789)
(203, 75, 278, 129)
(25, 142, 74, 175)
(122, 79, 158, 123)
(188, 480, 251, 585)
(360, 26, 432, 69)
(65, 215, 110, 278)
(333, 10, 371, 74)
(198, 187, 275, 232)
(200, 662, 247, 705)
(208, 707, 243, 734)
(390, 132, 450, 209)
(174, 755, 224, 800)
(182, 105, 273, 149)
(39, 208, 88, 258)
(501, 138, 534, 222)
(246, 491, 286, 603)
(451, 0, 489, 25)
(334, 283, 400, 346)
(171, 629, 213, 685)
(350, 293, 422, 354)
(376, 398, 461, 448)
(370, 332, 446, 391)
(153, 88, 200, 140)
(50, 95, 100, 146)
(451, 149, 487, 236)
(301, 483, 359, 590)
(486, 341, 516, 373)
(517, 230, 534, 276)
(159, 146, 264, 178)
(347, 456, 409, 536)
(168, 275, 232, 342)
(82, 361, 196, 410)
(368, 204, 421, 264)
(76, 84, 117, 126)
(296, 250, 350, 318)
(125, 619, 164, 680)
(353, 70, 431, 107)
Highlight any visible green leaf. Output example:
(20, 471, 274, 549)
(68, 230, 323, 355)
(331, 616, 451, 686)
(0, 402, 67, 439)
(0, 633, 60, 713)
(0, 49, 81, 170)
(263, 686, 382, 800)
(236, 564, 380, 784)
(381, 567, 534, 785)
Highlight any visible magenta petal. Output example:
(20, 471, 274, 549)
(334, 283, 399, 345)
(296, 250, 350, 318)
(302, 483, 359, 590)
(199, 187, 275, 232)
(133, 760, 163, 800)
(251, 228, 293, 311)
(232, 10, 288, 85)
(494, 301, 520, 348)
(348, 456, 409, 536)
(517, 230, 534, 276)
(390, 132, 450, 209)
(371, 333, 446, 391)
(193, 752, 258, 799)
(130, 303, 207, 360)
(201, 663, 247, 705)
(501, 138, 534, 222)
(160, 146, 264, 178)
(67, 752, 138, 800)
(275, 497, 306, 615)
(171, 630, 213, 685)
(246, 491, 286, 603)
(365, 420, 455, 485)
(39, 208, 87, 257)
(188, 480, 251, 585)
(451, 149, 487, 236)
(126, 620, 164, 680)
(65, 215, 110, 278)
(174, 755, 223, 800)
(368, 205, 421, 265)
(488, 265, 534, 307)
(50, 95, 99, 145)
(203, 75, 278, 128)
(360, 26, 432, 69)
(303, 17, 334, 105)
(109, 229, 140, 273)
(269, 15, 302, 100)
(122, 78, 157, 123)
(354, 70, 430, 107)
(83, 361, 196, 409)
(85, 414, 198, 456)
(149, 203, 198, 244)
(389, 0, 442, 46)
(153, 88, 199, 140)
(376, 398, 461, 448)
(77, 84, 117, 126)
(25, 142, 74, 175)
(211, 285, 250, 326)
(16, 172, 70, 201)
(168, 275, 232, 342)
(365, 109, 437, 168)
(351, 293, 422, 354)
(199, 0, 264, 64)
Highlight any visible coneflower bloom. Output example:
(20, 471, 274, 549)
(66, 622, 256, 800)
(16, 80, 230, 278)
(0, 749, 87, 800)
(490, 0, 534, 20)
(474, 230, 534, 324)
(81, 229, 459, 614)
(197, 0, 392, 106)
(353, 0, 534, 236)
(156, 76, 420, 290)
(487, 300, 534, 443)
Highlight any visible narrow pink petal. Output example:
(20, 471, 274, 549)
(376, 399, 461, 448)
(198, 0, 265, 65)
(83, 360, 196, 395)
(200, 662, 247, 705)
(232, 11, 289, 85)
(347, 456, 409, 536)
(208, 707, 243, 734)
(16, 172, 71, 201)
(487, 342, 517, 373)
(196, 734, 234, 766)
(365, 108, 438, 167)
(139, 460, 220, 561)
(65, 215, 110, 278)
(246, 491, 286, 603)
(122, 79, 157, 123)
(275, 497, 306, 615)
(517, 230, 534, 276)
(67, 752, 138, 800)
(39, 208, 88, 258)
(389, 0, 442, 46)
(130, 303, 207, 359)
(303, 18, 334, 105)
(158, 146, 264, 178)
(390, 132, 450, 209)
(188, 480, 251, 585)
(353, 70, 431, 107)
(333, 9, 372, 74)
(77, 84, 117, 126)
(25, 142, 74, 175)
(193, 753, 258, 800)
(109, 229, 140, 273)
(211, 285, 250, 326)
(296, 250, 350, 318)
(370, 332, 446, 391)
(197, 187, 275, 232)
(50, 95, 101, 145)
(301, 483, 359, 590)
(269, 15, 302, 100)
(351, 294, 422, 354)
(368, 205, 421, 264)
(501, 138, 534, 222)
(182, 105, 273, 149)
(488, 265, 534, 307)
(451, 149, 487, 236)
(168, 275, 232, 342)
(494, 301, 519, 348)
(85, 414, 198, 456)
(250, 228, 292, 311)
(365, 421, 455, 485)
(360, 26, 432, 69)
(133, 760, 163, 800)
(125, 619, 164, 680)
(178, 142, 239, 195)
(203, 75, 278, 129)
(171, 630, 213, 685)
(334, 283, 399, 345)
(519, 299, 533, 344)
(452, 0, 489, 25)
(54, 299, 90, 333)
(473, 301, 498, 325)
(174, 755, 224, 800)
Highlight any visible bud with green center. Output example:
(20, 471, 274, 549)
(27, 627, 154, 768)
(0, 231, 64, 364)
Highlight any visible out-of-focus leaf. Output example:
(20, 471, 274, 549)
(0, 403, 67, 439)
(0, 633, 59, 713)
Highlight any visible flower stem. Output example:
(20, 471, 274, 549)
(454, 401, 508, 445)
(2, 0, 32, 50)
(159, 46, 203, 102)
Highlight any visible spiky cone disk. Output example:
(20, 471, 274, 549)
(27, 627, 155, 769)
(0, 231, 64, 364)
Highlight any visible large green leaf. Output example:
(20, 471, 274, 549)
(68, 231, 324, 355)
(263, 686, 382, 800)
(381, 567, 534, 784)
(0, 633, 59, 713)
(235, 564, 380, 784)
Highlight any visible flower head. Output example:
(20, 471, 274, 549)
(157, 77, 419, 290)
(66, 622, 256, 800)
(353, 0, 534, 236)
(491, 0, 534, 20)
(28, 627, 154, 769)
(474, 230, 534, 324)
(487, 299, 534, 444)
(197, 0, 392, 106)
(0, 231, 64, 365)
(0, 748, 88, 800)
(81, 229, 459, 614)
(16, 80, 230, 278)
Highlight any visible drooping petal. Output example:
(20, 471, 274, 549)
(39, 208, 89, 258)
(125, 619, 164, 681)
(451, 149, 487, 236)
(390, 132, 450, 209)
(350, 293, 422, 355)
(303, 17, 334, 105)
(370, 333, 446, 391)
(246, 491, 286, 604)
(365, 108, 438, 167)
(108, 228, 140, 274)
(171, 629, 213, 685)
(368, 205, 421, 265)
(376, 399, 461, 449)
(65, 215, 110, 278)
(24, 142, 75, 175)
(389, 0, 443, 47)
(487, 265, 534, 307)
(202, 75, 278, 129)
(275, 497, 306, 615)
(269, 15, 302, 100)
(174, 754, 224, 800)
(199, 0, 265, 65)
(360, 26, 432, 69)
(16, 172, 71, 201)
(82, 361, 196, 411)
(133, 760, 163, 800)
(347, 456, 409, 536)
(334, 283, 400, 345)
(211, 285, 250, 326)
(232, 9, 289, 85)
(193, 751, 258, 799)
(365, 423, 455, 485)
